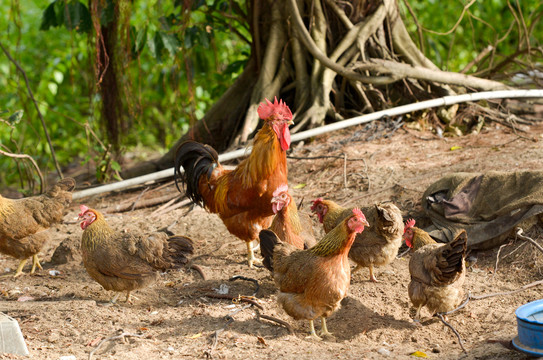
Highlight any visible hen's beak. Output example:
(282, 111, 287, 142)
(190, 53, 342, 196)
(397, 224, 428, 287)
(287, 119, 294, 126)
(362, 219, 370, 227)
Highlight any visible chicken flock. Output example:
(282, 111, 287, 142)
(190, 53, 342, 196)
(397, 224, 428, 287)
(0, 97, 469, 341)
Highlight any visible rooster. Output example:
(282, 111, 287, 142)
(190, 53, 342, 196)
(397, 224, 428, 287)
(175, 97, 293, 267)
(78, 205, 194, 303)
(0, 177, 76, 277)
(403, 219, 467, 320)
(260, 208, 369, 340)
(311, 198, 403, 282)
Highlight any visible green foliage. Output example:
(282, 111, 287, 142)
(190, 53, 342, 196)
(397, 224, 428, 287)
(0, 0, 250, 190)
(401, 0, 543, 72)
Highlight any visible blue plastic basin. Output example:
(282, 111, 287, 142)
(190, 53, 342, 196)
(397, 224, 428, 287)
(512, 299, 543, 356)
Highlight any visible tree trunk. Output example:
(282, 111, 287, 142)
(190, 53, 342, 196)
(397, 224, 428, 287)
(122, 0, 513, 179)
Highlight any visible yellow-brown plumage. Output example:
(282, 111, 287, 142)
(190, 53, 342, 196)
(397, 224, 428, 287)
(405, 226, 467, 319)
(79, 207, 194, 303)
(0, 177, 75, 276)
(312, 199, 404, 282)
(259, 209, 369, 339)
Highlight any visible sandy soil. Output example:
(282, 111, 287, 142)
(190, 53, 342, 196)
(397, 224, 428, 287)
(1, 122, 543, 360)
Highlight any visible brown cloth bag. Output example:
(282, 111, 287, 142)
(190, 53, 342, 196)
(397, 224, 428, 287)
(422, 171, 543, 248)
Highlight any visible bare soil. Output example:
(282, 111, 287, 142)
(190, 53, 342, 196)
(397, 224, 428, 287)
(1, 122, 543, 360)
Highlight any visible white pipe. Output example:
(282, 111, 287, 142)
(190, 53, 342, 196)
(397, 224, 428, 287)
(73, 89, 543, 200)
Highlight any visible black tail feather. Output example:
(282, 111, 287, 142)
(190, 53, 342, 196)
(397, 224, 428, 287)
(259, 229, 281, 272)
(174, 140, 219, 207)
(167, 235, 195, 267)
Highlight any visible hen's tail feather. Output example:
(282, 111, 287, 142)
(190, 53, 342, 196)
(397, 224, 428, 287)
(259, 229, 281, 272)
(174, 140, 219, 207)
(438, 230, 467, 284)
(166, 235, 195, 267)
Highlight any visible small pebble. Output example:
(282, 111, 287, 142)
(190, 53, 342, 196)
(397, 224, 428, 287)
(49, 270, 61, 276)
(377, 348, 391, 356)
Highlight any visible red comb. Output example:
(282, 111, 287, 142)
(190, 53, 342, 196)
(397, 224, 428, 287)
(404, 218, 416, 232)
(352, 208, 365, 219)
(257, 97, 293, 121)
(310, 198, 324, 212)
(273, 184, 289, 197)
(78, 205, 89, 217)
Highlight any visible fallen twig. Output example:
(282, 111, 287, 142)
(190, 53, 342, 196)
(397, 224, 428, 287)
(190, 264, 206, 280)
(204, 293, 264, 310)
(130, 187, 150, 211)
(254, 309, 294, 334)
(151, 198, 192, 217)
(492, 243, 509, 278)
(436, 313, 467, 354)
(103, 194, 180, 213)
(88, 331, 145, 360)
(471, 279, 543, 300)
(516, 228, 543, 256)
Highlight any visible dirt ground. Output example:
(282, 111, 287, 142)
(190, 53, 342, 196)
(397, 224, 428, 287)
(1, 121, 543, 360)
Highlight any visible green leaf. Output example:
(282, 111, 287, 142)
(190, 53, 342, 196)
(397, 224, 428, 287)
(110, 161, 121, 172)
(65, 1, 92, 33)
(8, 110, 24, 124)
(293, 183, 306, 189)
(160, 32, 179, 55)
(53, 70, 64, 84)
(48, 82, 58, 95)
(40, 1, 60, 31)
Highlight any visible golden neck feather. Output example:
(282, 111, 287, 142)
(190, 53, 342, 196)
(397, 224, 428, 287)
(237, 124, 286, 188)
(412, 227, 436, 250)
(81, 211, 115, 250)
(323, 200, 346, 232)
(310, 220, 355, 257)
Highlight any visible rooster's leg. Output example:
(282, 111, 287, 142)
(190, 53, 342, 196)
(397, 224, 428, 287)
(305, 320, 322, 341)
(30, 255, 43, 274)
(319, 316, 333, 337)
(368, 265, 379, 282)
(13, 259, 28, 277)
(246, 241, 263, 268)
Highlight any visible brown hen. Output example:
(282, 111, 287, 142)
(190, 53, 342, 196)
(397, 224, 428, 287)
(0, 177, 75, 276)
(78, 206, 194, 303)
(260, 208, 369, 339)
(403, 219, 467, 320)
(311, 198, 403, 282)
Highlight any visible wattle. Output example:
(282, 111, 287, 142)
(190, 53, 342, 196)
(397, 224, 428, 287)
(280, 124, 291, 151)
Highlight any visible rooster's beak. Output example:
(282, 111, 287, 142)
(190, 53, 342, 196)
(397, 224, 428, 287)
(287, 119, 294, 126)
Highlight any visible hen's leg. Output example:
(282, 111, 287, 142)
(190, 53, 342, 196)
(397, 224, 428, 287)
(368, 265, 379, 282)
(352, 264, 362, 273)
(13, 259, 28, 277)
(320, 316, 333, 337)
(110, 292, 121, 304)
(30, 255, 43, 274)
(414, 304, 423, 321)
(305, 320, 322, 341)
(124, 291, 132, 303)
